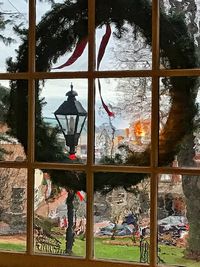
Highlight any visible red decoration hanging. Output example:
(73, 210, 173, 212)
(97, 78, 114, 117)
(52, 38, 88, 69)
(69, 153, 76, 160)
(76, 191, 85, 201)
(97, 24, 114, 117)
(97, 24, 111, 70)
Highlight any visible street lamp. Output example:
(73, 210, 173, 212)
(54, 84, 87, 158)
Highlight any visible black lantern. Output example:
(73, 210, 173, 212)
(54, 84, 87, 156)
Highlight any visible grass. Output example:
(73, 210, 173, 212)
(0, 237, 200, 267)
(158, 245, 200, 267)
(72, 237, 200, 266)
(0, 243, 26, 252)
(94, 237, 140, 261)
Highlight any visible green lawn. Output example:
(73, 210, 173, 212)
(158, 245, 200, 267)
(0, 243, 26, 252)
(94, 237, 140, 261)
(72, 237, 200, 266)
(0, 237, 200, 267)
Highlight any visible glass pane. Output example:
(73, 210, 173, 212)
(95, 78, 151, 165)
(159, 76, 200, 167)
(77, 116, 86, 134)
(0, 80, 28, 161)
(94, 173, 150, 263)
(34, 169, 86, 257)
(35, 79, 87, 163)
(158, 174, 200, 266)
(0, 168, 27, 252)
(36, 0, 88, 72)
(0, 1, 28, 72)
(160, 1, 199, 69)
(56, 115, 67, 134)
(95, 2, 152, 70)
(66, 115, 76, 134)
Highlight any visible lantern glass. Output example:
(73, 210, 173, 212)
(77, 115, 86, 134)
(66, 115, 76, 134)
(56, 115, 67, 134)
(56, 114, 77, 135)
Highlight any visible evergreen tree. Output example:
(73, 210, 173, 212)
(0, 84, 11, 160)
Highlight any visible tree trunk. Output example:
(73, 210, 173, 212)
(65, 190, 75, 255)
(182, 175, 200, 260)
(179, 133, 200, 260)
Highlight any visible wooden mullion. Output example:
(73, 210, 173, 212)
(150, 0, 160, 266)
(26, 0, 36, 255)
(86, 0, 96, 260)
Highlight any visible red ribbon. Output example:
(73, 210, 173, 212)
(97, 24, 114, 117)
(97, 24, 111, 69)
(52, 38, 88, 69)
(98, 78, 114, 117)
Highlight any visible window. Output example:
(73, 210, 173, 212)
(0, 1, 200, 267)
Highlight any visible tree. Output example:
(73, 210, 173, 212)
(4, 0, 200, 258)
(111, 25, 170, 129)
(0, 84, 12, 159)
(0, 4, 16, 45)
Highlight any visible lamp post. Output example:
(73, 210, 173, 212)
(54, 84, 87, 158)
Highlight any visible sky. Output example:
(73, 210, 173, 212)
(0, 0, 28, 73)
